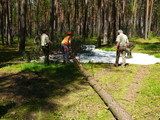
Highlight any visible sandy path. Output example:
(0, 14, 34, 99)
(124, 65, 149, 102)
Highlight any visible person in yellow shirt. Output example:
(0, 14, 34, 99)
(61, 32, 73, 63)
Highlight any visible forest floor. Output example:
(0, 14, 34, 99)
(0, 37, 160, 120)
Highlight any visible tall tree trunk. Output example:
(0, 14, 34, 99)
(50, 0, 55, 42)
(18, 0, 27, 53)
(1, 0, 5, 45)
(97, 0, 102, 47)
(36, 0, 40, 36)
(0, 1, 4, 45)
(148, 0, 154, 35)
(28, 0, 32, 37)
(112, 0, 117, 43)
(10, 0, 13, 44)
(130, 0, 138, 37)
(82, 0, 88, 42)
(6, 0, 12, 45)
(144, 0, 149, 39)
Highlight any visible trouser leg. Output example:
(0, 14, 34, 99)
(42, 46, 49, 65)
(122, 50, 126, 66)
(64, 51, 69, 63)
(115, 50, 120, 66)
(61, 45, 69, 63)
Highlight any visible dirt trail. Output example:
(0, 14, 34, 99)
(124, 65, 149, 102)
(93, 65, 150, 103)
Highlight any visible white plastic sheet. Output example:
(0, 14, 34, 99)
(76, 49, 160, 65)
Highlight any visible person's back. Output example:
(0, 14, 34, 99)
(61, 32, 73, 63)
(41, 33, 50, 47)
(61, 36, 71, 46)
(116, 33, 129, 47)
(40, 30, 52, 65)
(115, 30, 129, 66)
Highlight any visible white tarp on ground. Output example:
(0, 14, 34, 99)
(76, 49, 160, 65)
(39, 45, 160, 65)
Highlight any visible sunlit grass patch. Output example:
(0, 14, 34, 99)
(140, 64, 160, 96)
(0, 62, 115, 119)
(101, 46, 116, 51)
(0, 63, 50, 74)
(130, 37, 160, 57)
(56, 85, 114, 120)
(130, 64, 160, 120)
(100, 37, 160, 58)
(85, 64, 139, 100)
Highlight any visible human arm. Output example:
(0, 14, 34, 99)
(115, 35, 120, 49)
(45, 35, 52, 45)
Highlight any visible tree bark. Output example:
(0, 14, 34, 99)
(112, 0, 117, 43)
(144, 0, 149, 39)
(82, 0, 88, 42)
(1, 0, 5, 45)
(148, 0, 154, 35)
(18, 0, 27, 53)
(50, 0, 55, 42)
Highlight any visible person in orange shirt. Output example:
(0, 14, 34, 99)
(61, 32, 73, 63)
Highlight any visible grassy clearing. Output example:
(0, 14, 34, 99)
(0, 63, 114, 120)
(101, 37, 160, 58)
(129, 37, 160, 57)
(82, 63, 160, 120)
(82, 37, 160, 119)
(131, 64, 160, 120)
(0, 37, 160, 119)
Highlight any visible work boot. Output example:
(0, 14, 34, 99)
(114, 63, 119, 67)
(121, 63, 126, 67)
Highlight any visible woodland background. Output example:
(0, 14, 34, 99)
(0, 0, 160, 53)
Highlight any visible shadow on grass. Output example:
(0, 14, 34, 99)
(143, 42, 160, 51)
(134, 41, 160, 51)
(0, 45, 21, 63)
(0, 102, 16, 118)
(0, 63, 84, 119)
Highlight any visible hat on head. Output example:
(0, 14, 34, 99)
(118, 30, 123, 33)
(66, 32, 73, 35)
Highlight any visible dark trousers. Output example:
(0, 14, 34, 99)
(115, 46, 126, 66)
(61, 44, 69, 63)
(42, 46, 50, 64)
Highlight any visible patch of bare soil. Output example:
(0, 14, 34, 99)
(124, 66, 149, 102)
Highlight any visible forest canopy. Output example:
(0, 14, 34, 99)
(0, 0, 160, 52)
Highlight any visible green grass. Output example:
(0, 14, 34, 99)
(132, 64, 160, 120)
(0, 63, 114, 119)
(100, 37, 160, 58)
(81, 37, 160, 119)
(83, 63, 160, 120)
(0, 37, 160, 119)
(132, 37, 160, 57)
